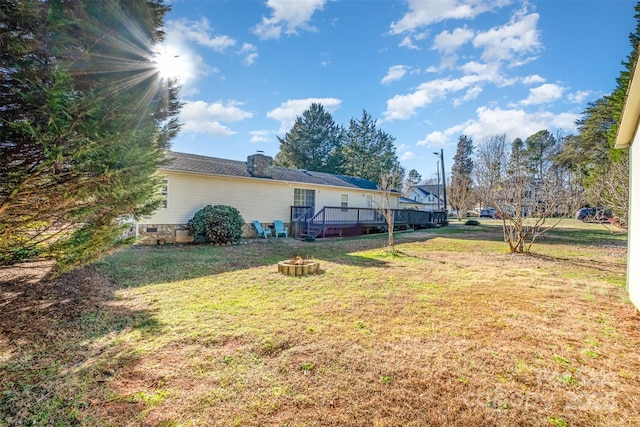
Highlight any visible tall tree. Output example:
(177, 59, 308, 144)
(273, 103, 344, 173)
(554, 2, 640, 226)
(495, 135, 581, 253)
(448, 135, 475, 221)
(0, 0, 180, 272)
(523, 130, 556, 181)
(403, 169, 422, 195)
(340, 110, 403, 184)
(473, 134, 507, 210)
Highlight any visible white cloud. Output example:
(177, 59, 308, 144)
(432, 27, 474, 54)
(567, 90, 592, 104)
(472, 12, 541, 64)
(382, 74, 493, 121)
(418, 106, 579, 147)
(253, 0, 326, 40)
(250, 130, 273, 143)
(519, 83, 564, 106)
(267, 98, 342, 132)
(522, 74, 546, 85)
(239, 43, 258, 65)
(390, 0, 511, 35)
(399, 35, 420, 50)
(417, 131, 448, 147)
(166, 18, 236, 52)
(453, 86, 483, 107)
(180, 100, 253, 137)
(400, 151, 416, 161)
(381, 65, 410, 84)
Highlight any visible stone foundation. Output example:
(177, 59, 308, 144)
(137, 223, 258, 244)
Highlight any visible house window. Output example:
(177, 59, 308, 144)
(341, 194, 348, 211)
(294, 188, 315, 211)
(366, 195, 373, 209)
(160, 178, 168, 208)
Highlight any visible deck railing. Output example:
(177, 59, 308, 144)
(290, 206, 447, 239)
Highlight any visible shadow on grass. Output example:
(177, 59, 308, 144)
(0, 263, 162, 426)
(91, 220, 627, 289)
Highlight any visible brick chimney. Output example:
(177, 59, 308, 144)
(247, 151, 273, 178)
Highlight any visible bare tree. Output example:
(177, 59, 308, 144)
(448, 175, 475, 221)
(494, 139, 582, 253)
(375, 166, 404, 252)
(473, 134, 508, 210)
(586, 152, 629, 228)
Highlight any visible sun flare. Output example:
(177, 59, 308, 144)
(153, 44, 191, 83)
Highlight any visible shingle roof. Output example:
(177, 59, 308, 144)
(162, 151, 380, 191)
(399, 196, 426, 205)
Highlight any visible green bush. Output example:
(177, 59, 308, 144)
(188, 205, 245, 245)
(465, 219, 481, 226)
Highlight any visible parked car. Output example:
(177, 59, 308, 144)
(492, 211, 511, 219)
(575, 207, 613, 222)
(479, 208, 497, 218)
(465, 210, 479, 217)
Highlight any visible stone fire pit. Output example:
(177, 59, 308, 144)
(277, 256, 320, 276)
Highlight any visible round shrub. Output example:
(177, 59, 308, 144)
(465, 219, 481, 226)
(188, 205, 245, 245)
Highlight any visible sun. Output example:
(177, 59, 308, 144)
(152, 43, 192, 83)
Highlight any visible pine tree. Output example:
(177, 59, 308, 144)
(273, 103, 344, 173)
(340, 110, 403, 184)
(448, 135, 475, 220)
(0, 0, 180, 272)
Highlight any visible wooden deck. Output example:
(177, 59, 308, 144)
(290, 206, 448, 239)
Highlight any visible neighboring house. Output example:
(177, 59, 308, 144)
(406, 185, 445, 211)
(398, 196, 428, 211)
(614, 62, 639, 313)
(135, 151, 399, 243)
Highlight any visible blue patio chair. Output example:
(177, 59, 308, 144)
(273, 220, 288, 238)
(253, 220, 272, 238)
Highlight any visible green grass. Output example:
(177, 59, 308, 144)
(1, 220, 636, 426)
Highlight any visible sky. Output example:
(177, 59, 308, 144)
(154, 0, 637, 182)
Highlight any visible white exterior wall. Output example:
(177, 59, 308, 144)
(139, 171, 390, 225)
(628, 133, 639, 310)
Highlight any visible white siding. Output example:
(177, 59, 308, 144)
(140, 171, 390, 225)
(628, 133, 639, 310)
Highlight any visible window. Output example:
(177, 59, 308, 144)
(341, 194, 348, 211)
(294, 188, 315, 211)
(160, 178, 168, 208)
(366, 195, 373, 208)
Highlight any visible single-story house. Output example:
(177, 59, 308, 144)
(406, 185, 445, 211)
(614, 62, 639, 313)
(134, 151, 400, 243)
(398, 196, 428, 211)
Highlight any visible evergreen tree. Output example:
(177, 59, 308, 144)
(403, 169, 422, 194)
(523, 130, 556, 181)
(340, 110, 403, 184)
(0, 0, 180, 272)
(273, 103, 344, 173)
(448, 135, 474, 220)
(451, 135, 474, 177)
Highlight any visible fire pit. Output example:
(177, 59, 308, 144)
(277, 256, 320, 276)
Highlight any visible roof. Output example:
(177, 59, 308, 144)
(411, 184, 443, 197)
(398, 196, 426, 205)
(615, 61, 640, 149)
(161, 151, 381, 191)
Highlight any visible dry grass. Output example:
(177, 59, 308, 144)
(1, 220, 637, 426)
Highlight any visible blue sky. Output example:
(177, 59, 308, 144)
(155, 0, 636, 181)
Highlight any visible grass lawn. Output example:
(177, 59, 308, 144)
(1, 219, 638, 426)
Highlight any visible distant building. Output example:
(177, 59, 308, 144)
(406, 185, 445, 211)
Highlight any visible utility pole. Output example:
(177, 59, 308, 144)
(440, 148, 447, 213)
